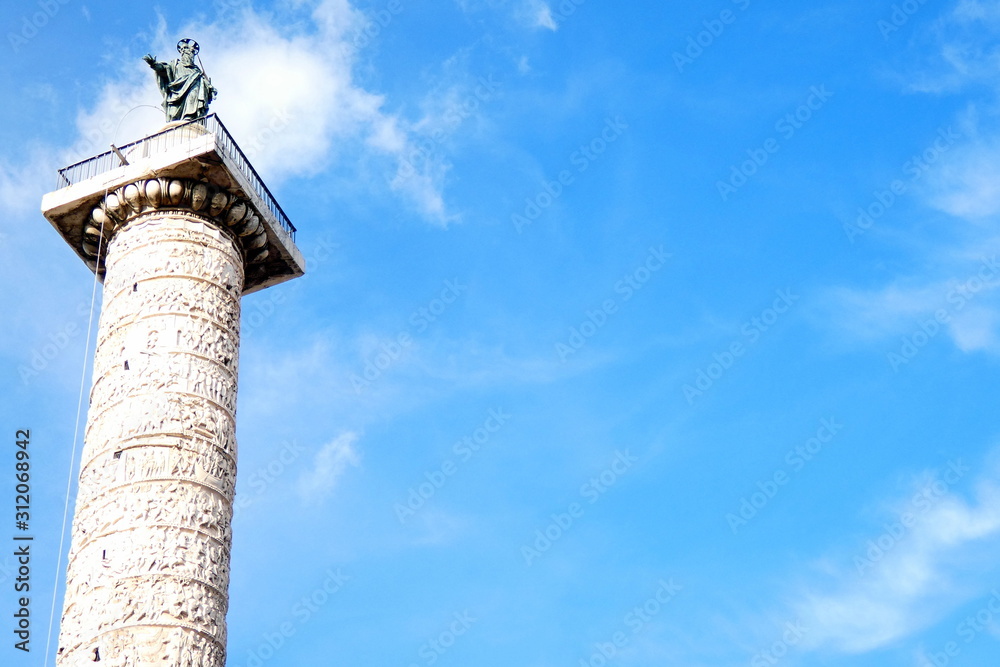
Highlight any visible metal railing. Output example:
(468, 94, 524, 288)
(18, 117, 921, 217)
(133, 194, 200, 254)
(56, 114, 296, 240)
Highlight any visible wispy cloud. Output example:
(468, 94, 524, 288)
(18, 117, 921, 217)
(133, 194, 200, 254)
(824, 263, 1000, 356)
(20, 0, 465, 224)
(297, 431, 361, 505)
(823, 1, 1000, 358)
(953, 0, 1000, 30)
(825, 283, 951, 342)
(0, 150, 58, 217)
(526, 0, 558, 31)
(789, 453, 1000, 654)
(456, 0, 559, 31)
(903, 0, 1000, 94)
(948, 304, 1000, 351)
(243, 328, 579, 426)
(925, 132, 1000, 219)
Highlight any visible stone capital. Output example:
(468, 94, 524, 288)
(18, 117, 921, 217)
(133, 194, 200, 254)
(86, 177, 269, 272)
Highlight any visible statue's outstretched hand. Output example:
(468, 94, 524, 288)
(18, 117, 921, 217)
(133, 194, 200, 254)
(142, 54, 156, 66)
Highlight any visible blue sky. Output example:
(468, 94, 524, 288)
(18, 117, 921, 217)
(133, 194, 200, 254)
(3, 0, 1000, 665)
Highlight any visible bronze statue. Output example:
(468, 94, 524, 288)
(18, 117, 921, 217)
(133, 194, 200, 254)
(143, 39, 217, 122)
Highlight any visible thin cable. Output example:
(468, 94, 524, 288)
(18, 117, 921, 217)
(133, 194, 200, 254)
(196, 50, 209, 82)
(43, 102, 153, 663)
(197, 53, 216, 107)
(112, 104, 162, 143)
(43, 208, 104, 666)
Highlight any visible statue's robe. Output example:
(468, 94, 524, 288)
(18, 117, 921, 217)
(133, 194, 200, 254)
(151, 59, 214, 122)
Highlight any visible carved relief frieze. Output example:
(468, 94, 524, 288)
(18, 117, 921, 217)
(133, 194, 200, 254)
(58, 213, 243, 666)
(77, 444, 236, 500)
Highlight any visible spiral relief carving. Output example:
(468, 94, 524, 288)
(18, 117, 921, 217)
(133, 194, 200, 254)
(57, 213, 243, 666)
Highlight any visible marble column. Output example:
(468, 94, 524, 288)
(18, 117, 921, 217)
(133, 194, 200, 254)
(56, 180, 258, 666)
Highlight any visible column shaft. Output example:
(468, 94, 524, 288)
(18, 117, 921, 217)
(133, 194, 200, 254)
(57, 211, 243, 666)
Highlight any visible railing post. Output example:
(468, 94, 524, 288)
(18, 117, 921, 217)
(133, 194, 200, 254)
(52, 113, 295, 241)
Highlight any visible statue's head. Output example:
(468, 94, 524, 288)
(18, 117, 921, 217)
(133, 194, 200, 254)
(177, 39, 200, 65)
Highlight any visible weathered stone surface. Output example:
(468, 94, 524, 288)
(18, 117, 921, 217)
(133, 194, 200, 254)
(41, 129, 305, 295)
(86, 177, 269, 270)
(56, 210, 242, 666)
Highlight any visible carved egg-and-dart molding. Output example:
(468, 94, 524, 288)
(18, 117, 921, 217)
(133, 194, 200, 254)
(82, 178, 269, 269)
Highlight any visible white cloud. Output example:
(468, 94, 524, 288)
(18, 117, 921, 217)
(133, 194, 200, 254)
(954, 0, 1000, 26)
(949, 305, 1000, 352)
(34, 0, 459, 223)
(825, 265, 1000, 355)
(926, 138, 1000, 219)
(824, 100, 1000, 356)
(297, 431, 361, 505)
(455, 0, 560, 30)
(71, 70, 161, 165)
(826, 283, 949, 342)
(532, 2, 558, 31)
(904, 0, 1000, 94)
(0, 150, 58, 217)
(390, 167, 451, 220)
(519, 0, 558, 31)
(236, 325, 580, 446)
(790, 455, 1000, 654)
(368, 115, 408, 153)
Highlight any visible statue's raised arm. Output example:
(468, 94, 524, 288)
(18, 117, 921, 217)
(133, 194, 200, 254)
(144, 39, 217, 123)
